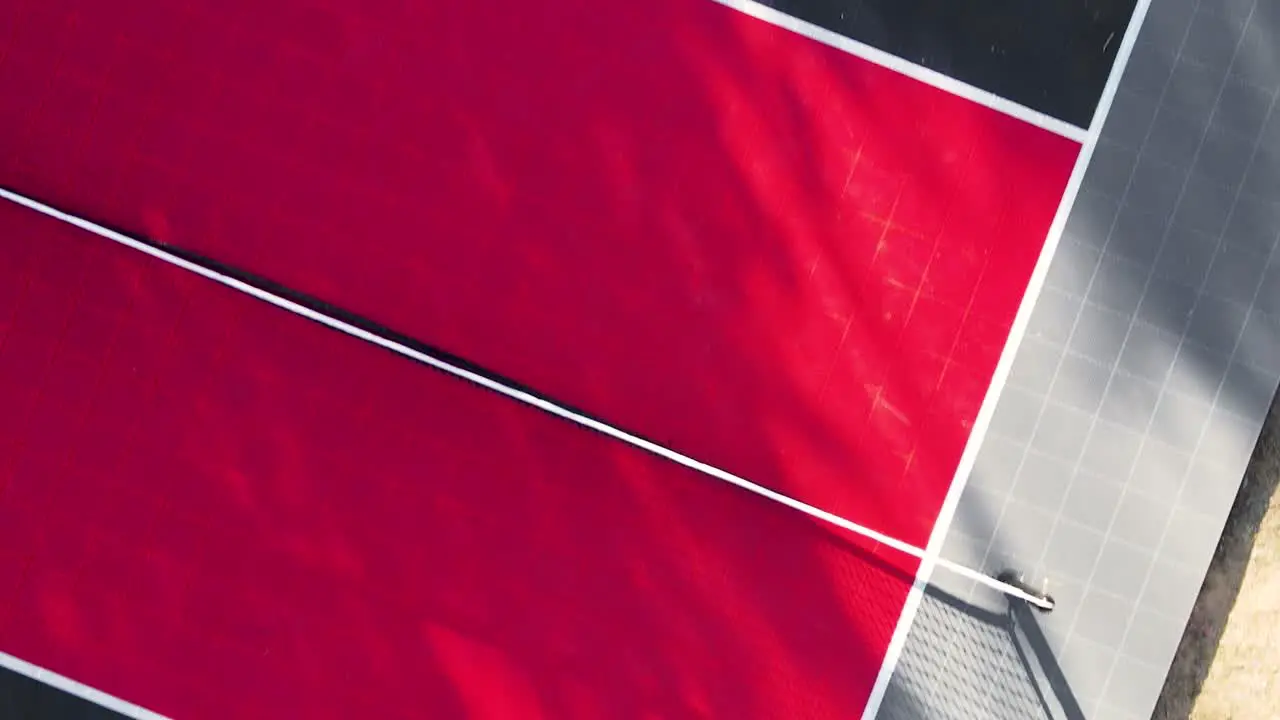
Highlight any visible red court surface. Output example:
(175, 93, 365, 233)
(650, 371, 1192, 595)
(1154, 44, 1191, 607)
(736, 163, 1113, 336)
(0, 203, 916, 718)
(0, 0, 1079, 716)
(1, 0, 1077, 547)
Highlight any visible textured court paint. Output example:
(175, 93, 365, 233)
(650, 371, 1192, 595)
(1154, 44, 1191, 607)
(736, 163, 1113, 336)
(0, 182, 1054, 611)
(0, 204, 919, 718)
(0, 0, 1077, 552)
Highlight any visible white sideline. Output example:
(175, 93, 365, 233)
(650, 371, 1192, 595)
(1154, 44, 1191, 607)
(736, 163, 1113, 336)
(858, 0, 1156, 716)
(0, 185, 1053, 612)
(707, 0, 1090, 143)
(2, 5, 1136, 712)
(0, 178, 1057, 715)
(0, 648, 166, 719)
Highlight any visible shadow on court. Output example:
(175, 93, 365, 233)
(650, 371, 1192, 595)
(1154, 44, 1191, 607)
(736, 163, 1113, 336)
(882, 585, 1087, 720)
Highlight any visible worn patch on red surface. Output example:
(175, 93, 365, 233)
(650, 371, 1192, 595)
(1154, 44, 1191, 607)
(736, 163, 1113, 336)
(0, 203, 916, 719)
(0, 0, 1077, 548)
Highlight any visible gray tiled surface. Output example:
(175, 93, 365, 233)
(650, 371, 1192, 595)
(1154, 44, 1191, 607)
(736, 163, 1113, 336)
(881, 0, 1280, 717)
(880, 589, 1053, 720)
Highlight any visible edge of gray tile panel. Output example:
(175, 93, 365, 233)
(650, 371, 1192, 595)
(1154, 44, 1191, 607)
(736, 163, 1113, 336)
(881, 1, 1280, 718)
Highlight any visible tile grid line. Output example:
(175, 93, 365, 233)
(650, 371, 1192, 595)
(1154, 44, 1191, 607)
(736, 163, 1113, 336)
(987, 0, 1205, 601)
(963, 455, 1225, 592)
(1095, 41, 1280, 712)
(1051, 28, 1275, 719)
(1051, 0, 1256, 656)
(962, 421, 1251, 598)
(859, 0, 1155, 716)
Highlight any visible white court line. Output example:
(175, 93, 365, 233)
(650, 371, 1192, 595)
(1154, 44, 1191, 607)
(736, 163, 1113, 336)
(0, 180, 1063, 715)
(707, 0, 1090, 143)
(859, 0, 1156, 717)
(1, 4, 1087, 700)
(0, 7, 1137, 719)
(0, 648, 166, 719)
(0, 185, 1052, 611)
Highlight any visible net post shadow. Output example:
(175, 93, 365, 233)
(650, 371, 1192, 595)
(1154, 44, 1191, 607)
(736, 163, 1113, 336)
(908, 582, 1087, 720)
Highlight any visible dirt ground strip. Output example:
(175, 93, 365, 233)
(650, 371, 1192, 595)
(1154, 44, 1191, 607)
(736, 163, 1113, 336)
(1155, 390, 1280, 719)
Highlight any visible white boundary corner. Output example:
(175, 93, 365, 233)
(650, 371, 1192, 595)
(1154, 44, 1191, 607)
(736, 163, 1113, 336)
(858, 0, 1156, 716)
(706, 0, 1090, 143)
